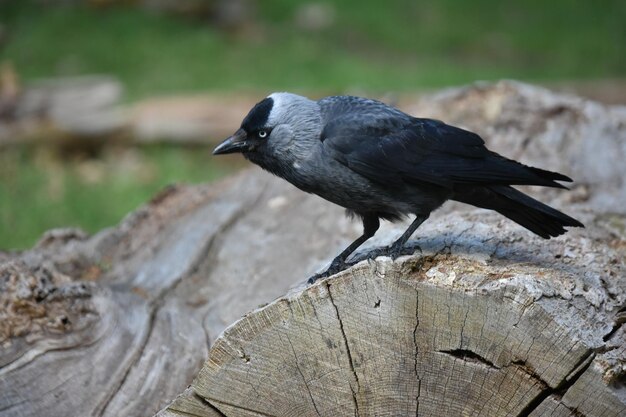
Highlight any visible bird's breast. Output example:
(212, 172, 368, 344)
(248, 147, 447, 219)
(283, 156, 413, 216)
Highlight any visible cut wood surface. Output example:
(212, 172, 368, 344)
(1, 81, 625, 417)
(193, 232, 626, 416)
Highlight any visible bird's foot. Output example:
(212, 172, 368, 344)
(307, 271, 329, 284)
(307, 243, 422, 284)
(390, 242, 422, 259)
(307, 259, 348, 284)
(366, 242, 422, 261)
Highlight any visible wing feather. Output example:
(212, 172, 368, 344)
(322, 114, 570, 189)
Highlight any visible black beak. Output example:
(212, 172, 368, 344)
(212, 128, 248, 155)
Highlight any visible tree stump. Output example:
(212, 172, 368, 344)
(179, 229, 626, 416)
(1, 81, 625, 417)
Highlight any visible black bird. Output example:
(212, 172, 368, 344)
(213, 93, 583, 282)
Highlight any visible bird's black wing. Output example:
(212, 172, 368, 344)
(322, 113, 571, 190)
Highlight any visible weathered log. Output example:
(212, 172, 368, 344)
(186, 217, 626, 416)
(1, 81, 625, 417)
(0, 75, 127, 146)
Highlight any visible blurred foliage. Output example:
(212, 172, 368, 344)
(1, 0, 624, 99)
(0, 0, 625, 249)
(0, 146, 241, 249)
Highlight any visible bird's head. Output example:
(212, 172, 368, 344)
(212, 92, 321, 158)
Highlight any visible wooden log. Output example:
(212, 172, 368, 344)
(178, 210, 625, 416)
(1, 81, 625, 417)
(0, 75, 127, 147)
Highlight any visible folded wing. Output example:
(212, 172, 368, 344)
(323, 116, 571, 190)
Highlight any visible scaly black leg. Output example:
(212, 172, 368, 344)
(307, 214, 380, 284)
(367, 214, 429, 260)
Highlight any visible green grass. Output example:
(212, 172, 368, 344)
(0, 146, 240, 250)
(1, 1, 624, 99)
(0, 0, 625, 249)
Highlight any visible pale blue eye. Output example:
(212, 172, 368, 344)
(258, 130, 268, 138)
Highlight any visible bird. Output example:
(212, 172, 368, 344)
(213, 92, 583, 283)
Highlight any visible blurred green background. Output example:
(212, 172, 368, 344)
(1, 0, 625, 249)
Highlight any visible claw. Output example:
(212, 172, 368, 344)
(307, 272, 327, 284)
(307, 243, 421, 284)
(307, 260, 346, 284)
(367, 243, 421, 261)
(366, 247, 388, 260)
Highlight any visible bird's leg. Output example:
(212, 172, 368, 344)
(388, 214, 429, 257)
(367, 214, 429, 260)
(307, 215, 379, 284)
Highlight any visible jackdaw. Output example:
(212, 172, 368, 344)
(213, 93, 583, 282)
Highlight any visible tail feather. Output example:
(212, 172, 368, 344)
(526, 165, 572, 189)
(453, 185, 584, 239)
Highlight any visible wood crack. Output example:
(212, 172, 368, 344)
(326, 281, 361, 417)
(94, 297, 157, 417)
(438, 349, 499, 370)
(286, 334, 321, 416)
(437, 346, 597, 416)
(509, 360, 550, 391)
(98, 183, 269, 416)
(0, 327, 104, 375)
(413, 288, 420, 417)
(206, 398, 276, 417)
(153, 180, 269, 305)
(602, 307, 626, 342)
(514, 351, 595, 417)
(190, 390, 228, 417)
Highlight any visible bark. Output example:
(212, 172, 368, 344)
(1, 81, 625, 417)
